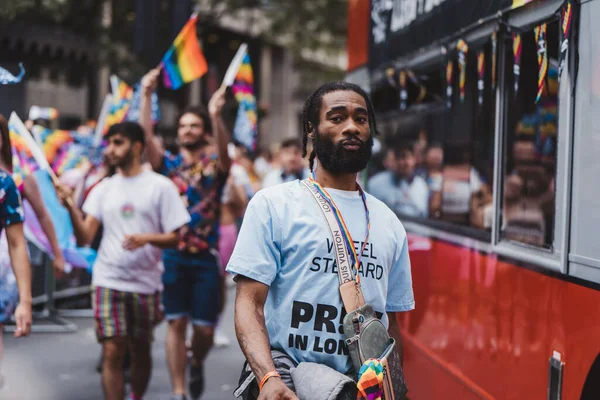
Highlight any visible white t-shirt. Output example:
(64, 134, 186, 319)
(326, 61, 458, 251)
(441, 167, 483, 215)
(368, 171, 429, 218)
(226, 180, 415, 374)
(83, 170, 190, 294)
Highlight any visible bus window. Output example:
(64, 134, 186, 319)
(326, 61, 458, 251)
(431, 41, 497, 231)
(501, 20, 559, 250)
(368, 43, 496, 234)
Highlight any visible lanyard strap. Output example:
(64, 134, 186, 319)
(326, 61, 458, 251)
(302, 178, 369, 312)
(309, 174, 371, 277)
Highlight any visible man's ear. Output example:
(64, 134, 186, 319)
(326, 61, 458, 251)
(135, 141, 144, 155)
(307, 122, 315, 139)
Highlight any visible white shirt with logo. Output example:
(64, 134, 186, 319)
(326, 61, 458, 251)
(83, 170, 190, 294)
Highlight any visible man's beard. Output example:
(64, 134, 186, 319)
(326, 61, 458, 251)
(180, 136, 209, 150)
(314, 130, 373, 175)
(110, 148, 135, 170)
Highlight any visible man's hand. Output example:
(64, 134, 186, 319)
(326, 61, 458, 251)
(257, 378, 298, 400)
(54, 183, 74, 208)
(14, 301, 32, 337)
(122, 234, 148, 251)
(53, 255, 66, 278)
(141, 68, 161, 95)
(208, 86, 227, 118)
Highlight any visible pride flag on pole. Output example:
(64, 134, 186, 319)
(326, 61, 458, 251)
(103, 76, 134, 135)
(231, 48, 258, 152)
(7, 114, 96, 270)
(8, 113, 50, 172)
(34, 127, 74, 163)
(161, 13, 208, 90)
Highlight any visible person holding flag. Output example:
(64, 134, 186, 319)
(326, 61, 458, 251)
(140, 65, 231, 399)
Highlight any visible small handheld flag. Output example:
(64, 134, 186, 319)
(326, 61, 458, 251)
(7, 113, 74, 206)
(559, 0, 573, 81)
(456, 39, 469, 103)
(477, 51, 485, 106)
(232, 50, 258, 152)
(513, 33, 522, 96)
(8, 113, 51, 172)
(534, 24, 548, 103)
(446, 59, 454, 109)
(222, 43, 249, 89)
(161, 13, 208, 90)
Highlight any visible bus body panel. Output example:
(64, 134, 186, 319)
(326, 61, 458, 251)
(390, 233, 600, 399)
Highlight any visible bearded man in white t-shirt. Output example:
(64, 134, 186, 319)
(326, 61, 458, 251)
(56, 122, 190, 400)
(227, 82, 415, 399)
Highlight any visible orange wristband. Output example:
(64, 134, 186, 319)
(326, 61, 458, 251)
(259, 370, 281, 391)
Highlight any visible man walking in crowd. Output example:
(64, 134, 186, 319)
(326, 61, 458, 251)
(261, 138, 310, 188)
(55, 122, 190, 400)
(227, 82, 415, 398)
(140, 68, 231, 400)
(368, 141, 430, 218)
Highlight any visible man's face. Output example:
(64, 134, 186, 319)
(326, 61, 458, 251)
(104, 133, 136, 169)
(178, 112, 208, 149)
(393, 149, 416, 179)
(312, 90, 373, 175)
(279, 145, 304, 175)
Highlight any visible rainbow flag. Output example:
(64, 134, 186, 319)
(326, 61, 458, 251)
(111, 75, 133, 101)
(52, 144, 89, 176)
(103, 76, 134, 135)
(35, 127, 74, 163)
(11, 149, 30, 191)
(39, 129, 95, 176)
(161, 13, 208, 90)
(232, 53, 258, 152)
(9, 129, 38, 182)
(9, 119, 41, 191)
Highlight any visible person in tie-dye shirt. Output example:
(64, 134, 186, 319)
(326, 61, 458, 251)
(140, 68, 231, 400)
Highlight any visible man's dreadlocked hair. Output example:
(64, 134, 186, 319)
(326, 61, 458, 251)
(301, 81, 378, 171)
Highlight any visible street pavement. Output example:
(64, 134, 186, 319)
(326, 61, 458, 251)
(2, 285, 244, 400)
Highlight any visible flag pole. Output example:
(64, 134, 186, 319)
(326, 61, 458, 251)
(221, 43, 248, 91)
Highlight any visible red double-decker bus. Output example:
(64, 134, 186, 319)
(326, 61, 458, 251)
(348, 0, 600, 398)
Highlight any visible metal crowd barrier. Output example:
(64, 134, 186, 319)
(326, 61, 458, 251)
(3, 243, 94, 334)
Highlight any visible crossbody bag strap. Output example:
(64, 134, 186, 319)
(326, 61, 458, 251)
(302, 179, 365, 313)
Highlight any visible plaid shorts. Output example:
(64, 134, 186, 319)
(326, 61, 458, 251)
(93, 286, 161, 342)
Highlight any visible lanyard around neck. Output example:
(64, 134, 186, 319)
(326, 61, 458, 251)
(308, 172, 370, 284)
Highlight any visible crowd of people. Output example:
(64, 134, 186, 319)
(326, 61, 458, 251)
(0, 69, 346, 400)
